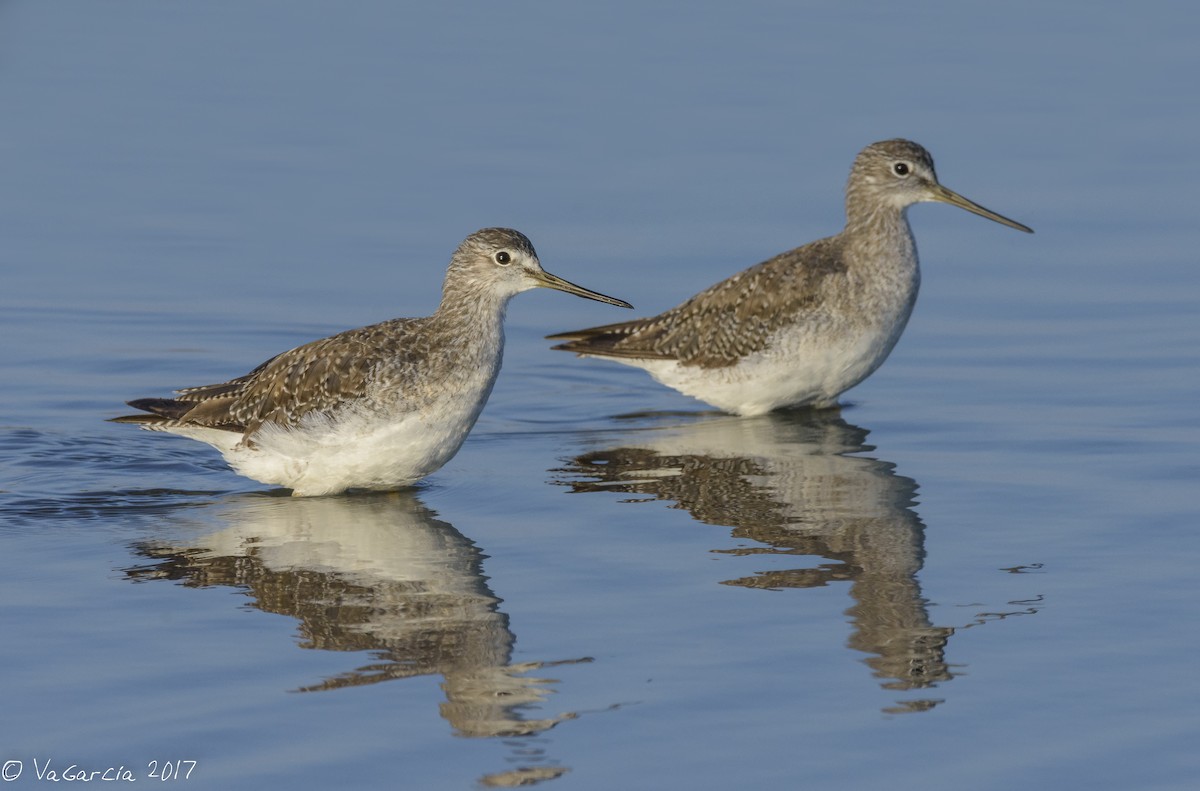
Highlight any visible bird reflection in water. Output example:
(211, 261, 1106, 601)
(556, 409, 958, 714)
(123, 492, 574, 786)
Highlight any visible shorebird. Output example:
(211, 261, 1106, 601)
(548, 139, 1032, 415)
(113, 228, 631, 496)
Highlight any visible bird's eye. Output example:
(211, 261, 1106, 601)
(494, 251, 511, 265)
(893, 162, 910, 177)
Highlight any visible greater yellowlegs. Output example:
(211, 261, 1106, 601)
(548, 139, 1032, 415)
(113, 228, 632, 495)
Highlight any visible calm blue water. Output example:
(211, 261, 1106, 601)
(3, 2, 1199, 789)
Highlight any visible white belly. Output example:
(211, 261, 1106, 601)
(164, 393, 487, 496)
(632, 316, 910, 416)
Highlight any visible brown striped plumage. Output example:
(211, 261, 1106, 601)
(115, 317, 436, 437)
(549, 236, 848, 369)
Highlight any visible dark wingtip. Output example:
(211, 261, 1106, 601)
(110, 397, 192, 425)
(125, 397, 192, 419)
(109, 413, 163, 425)
(546, 328, 595, 341)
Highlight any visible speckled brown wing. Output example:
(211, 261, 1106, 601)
(549, 237, 847, 369)
(118, 318, 427, 436)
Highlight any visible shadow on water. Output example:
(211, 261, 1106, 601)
(554, 408, 1040, 715)
(121, 491, 576, 788)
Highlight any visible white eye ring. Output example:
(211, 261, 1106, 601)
(494, 250, 512, 266)
(893, 162, 911, 177)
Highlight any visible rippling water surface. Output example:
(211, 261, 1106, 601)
(3, 2, 1199, 789)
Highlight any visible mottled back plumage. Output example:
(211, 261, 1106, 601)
(119, 318, 431, 437)
(550, 236, 848, 368)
